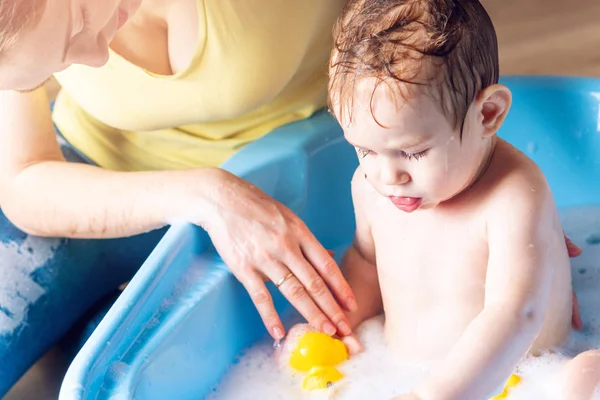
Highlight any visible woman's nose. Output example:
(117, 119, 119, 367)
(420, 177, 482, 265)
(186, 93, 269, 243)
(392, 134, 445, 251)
(65, 38, 110, 68)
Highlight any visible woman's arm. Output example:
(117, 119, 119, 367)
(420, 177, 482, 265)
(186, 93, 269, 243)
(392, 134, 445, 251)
(0, 88, 357, 341)
(0, 88, 212, 238)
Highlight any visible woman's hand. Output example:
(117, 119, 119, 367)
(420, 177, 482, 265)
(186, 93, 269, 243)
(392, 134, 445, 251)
(564, 232, 583, 330)
(193, 168, 357, 340)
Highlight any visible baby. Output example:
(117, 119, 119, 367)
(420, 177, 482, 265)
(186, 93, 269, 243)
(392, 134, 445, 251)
(279, 0, 600, 399)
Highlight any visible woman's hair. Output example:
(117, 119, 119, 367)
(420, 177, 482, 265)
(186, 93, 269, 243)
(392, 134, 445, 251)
(0, 0, 47, 57)
(329, 0, 499, 132)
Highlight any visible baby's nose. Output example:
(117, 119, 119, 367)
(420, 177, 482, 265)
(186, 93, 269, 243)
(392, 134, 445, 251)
(381, 167, 411, 186)
(396, 172, 411, 185)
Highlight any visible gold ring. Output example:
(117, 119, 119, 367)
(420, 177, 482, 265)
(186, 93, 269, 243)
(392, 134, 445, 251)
(275, 272, 294, 288)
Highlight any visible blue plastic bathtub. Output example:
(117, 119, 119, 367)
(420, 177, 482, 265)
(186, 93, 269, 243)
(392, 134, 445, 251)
(58, 76, 600, 399)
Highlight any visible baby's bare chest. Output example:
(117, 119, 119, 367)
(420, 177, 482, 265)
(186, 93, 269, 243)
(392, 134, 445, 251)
(370, 209, 489, 297)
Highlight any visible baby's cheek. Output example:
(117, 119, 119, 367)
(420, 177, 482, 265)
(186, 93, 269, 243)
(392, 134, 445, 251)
(424, 169, 453, 196)
(433, 159, 467, 192)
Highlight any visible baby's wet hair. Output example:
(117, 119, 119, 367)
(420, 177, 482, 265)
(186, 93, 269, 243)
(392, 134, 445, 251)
(328, 0, 499, 135)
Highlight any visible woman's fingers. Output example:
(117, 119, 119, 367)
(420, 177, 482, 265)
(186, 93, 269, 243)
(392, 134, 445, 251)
(239, 271, 285, 340)
(299, 229, 357, 313)
(268, 262, 339, 336)
(284, 252, 353, 336)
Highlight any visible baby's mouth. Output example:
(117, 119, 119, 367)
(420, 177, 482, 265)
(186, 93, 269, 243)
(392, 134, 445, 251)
(389, 196, 422, 213)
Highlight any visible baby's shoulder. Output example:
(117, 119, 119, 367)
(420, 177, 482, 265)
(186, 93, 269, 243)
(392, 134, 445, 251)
(481, 139, 554, 217)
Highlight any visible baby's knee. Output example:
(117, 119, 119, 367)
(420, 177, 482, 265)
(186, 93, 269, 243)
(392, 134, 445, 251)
(563, 350, 600, 400)
(565, 350, 600, 377)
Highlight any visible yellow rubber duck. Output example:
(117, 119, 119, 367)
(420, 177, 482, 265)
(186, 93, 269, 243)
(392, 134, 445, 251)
(302, 366, 345, 391)
(489, 374, 521, 399)
(289, 331, 349, 391)
(288, 331, 521, 396)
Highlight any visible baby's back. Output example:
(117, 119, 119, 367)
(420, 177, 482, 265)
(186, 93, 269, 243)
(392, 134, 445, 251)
(361, 139, 572, 362)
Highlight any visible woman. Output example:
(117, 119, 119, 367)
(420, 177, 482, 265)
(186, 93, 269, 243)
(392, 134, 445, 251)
(0, 0, 357, 394)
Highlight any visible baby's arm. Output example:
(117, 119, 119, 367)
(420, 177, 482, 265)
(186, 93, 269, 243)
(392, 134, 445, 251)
(411, 177, 559, 400)
(341, 169, 383, 333)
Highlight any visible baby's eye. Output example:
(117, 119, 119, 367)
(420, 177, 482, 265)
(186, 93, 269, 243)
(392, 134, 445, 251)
(402, 149, 429, 161)
(355, 148, 371, 159)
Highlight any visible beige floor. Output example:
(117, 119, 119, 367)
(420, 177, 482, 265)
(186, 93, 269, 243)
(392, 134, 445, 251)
(6, 1, 599, 399)
(486, 0, 600, 77)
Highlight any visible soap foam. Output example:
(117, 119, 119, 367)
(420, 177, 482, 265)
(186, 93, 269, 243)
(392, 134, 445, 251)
(209, 206, 600, 399)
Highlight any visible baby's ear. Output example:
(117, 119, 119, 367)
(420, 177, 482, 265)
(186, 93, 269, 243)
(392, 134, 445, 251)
(476, 84, 512, 137)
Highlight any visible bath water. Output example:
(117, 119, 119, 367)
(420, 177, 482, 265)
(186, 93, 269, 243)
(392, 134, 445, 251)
(208, 206, 600, 399)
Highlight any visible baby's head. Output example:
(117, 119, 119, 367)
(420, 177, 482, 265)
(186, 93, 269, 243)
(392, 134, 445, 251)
(329, 0, 511, 212)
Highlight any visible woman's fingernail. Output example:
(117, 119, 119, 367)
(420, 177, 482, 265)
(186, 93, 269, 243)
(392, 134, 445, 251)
(347, 297, 358, 312)
(273, 326, 284, 340)
(323, 321, 337, 336)
(338, 320, 351, 335)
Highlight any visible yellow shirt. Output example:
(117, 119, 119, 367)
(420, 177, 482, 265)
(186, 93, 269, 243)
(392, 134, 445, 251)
(52, 0, 345, 171)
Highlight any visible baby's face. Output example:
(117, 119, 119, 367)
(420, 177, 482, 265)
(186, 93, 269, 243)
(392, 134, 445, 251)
(334, 79, 491, 212)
